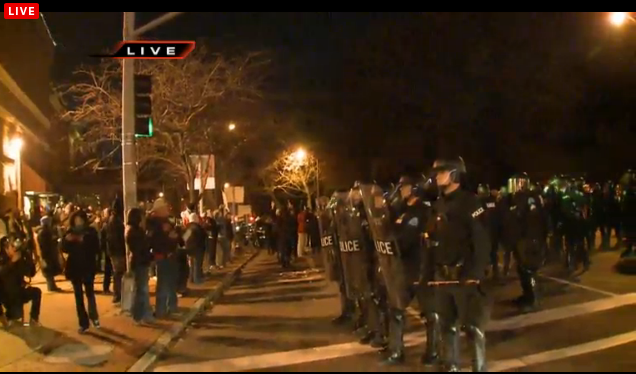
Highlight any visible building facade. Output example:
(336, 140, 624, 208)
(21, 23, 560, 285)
(0, 15, 58, 212)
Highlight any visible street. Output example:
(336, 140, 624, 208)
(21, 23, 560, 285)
(152, 248, 636, 372)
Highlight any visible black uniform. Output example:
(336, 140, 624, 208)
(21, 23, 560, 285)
(429, 188, 491, 372)
(509, 188, 548, 308)
(478, 187, 501, 279)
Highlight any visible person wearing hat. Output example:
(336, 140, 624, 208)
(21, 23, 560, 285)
(147, 198, 180, 317)
(36, 215, 62, 292)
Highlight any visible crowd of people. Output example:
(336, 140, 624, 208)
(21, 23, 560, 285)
(0, 196, 242, 333)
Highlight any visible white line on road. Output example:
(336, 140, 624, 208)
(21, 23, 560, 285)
(489, 330, 636, 372)
(539, 274, 618, 297)
(153, 294, 636, 372)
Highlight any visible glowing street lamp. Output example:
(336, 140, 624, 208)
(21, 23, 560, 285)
(293, 148, 307, 162)
(224, 182, 231, 189)
(609, 12, 632, 27)
(158, 192, 164, 198)
(228, 123, 236, 131)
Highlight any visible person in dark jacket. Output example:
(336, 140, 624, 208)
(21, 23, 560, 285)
(147, 198, 180, 317)
(101, 208, 112, 294)
(61, 210, 101, 333)
(36, 215, 62, 292)
(126, 208, 154, 324)
(307, 210, 321, 255)
(0, 235, 41, 327)
(107, 200, 126, 304)
(204, 214, 218, 270)
(184, 213, 206, 284)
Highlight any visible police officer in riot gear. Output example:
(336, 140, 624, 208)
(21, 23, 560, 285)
(561, 178, 590, 272)
(381, 175, 439, 365)
(618, 170, 635, 257)
(428, 156, 491, 372)
(351, 182, 386, 347)
(507, 173, 548, 311)
(478, 184, 502, 280)
(317, 196, 354, 325)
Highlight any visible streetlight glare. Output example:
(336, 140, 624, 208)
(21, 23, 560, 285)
(224, 182, 231, 189)
(610, 12, 629, 27)
(10, 138, 23, 152)
(158, 192, 164, 198)
(294, 148, 307, 161)
(228, 123, 236, 131)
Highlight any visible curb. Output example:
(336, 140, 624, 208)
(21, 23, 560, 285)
(126, 250, 260, 372)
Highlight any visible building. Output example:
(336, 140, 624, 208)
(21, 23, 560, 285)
(0, 15, 59, 212)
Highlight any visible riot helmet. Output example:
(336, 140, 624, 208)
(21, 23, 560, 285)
(508, 172, 530, 194)
(619, 169, 635, 189)
(477, 184, 490, 198)
(398, 175, 415, 199)
(431, 156, 467, 191)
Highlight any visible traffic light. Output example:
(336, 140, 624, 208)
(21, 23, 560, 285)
(134, 74, 153, 137)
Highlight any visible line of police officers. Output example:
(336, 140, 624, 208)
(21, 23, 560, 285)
(317, 157, 634, 372)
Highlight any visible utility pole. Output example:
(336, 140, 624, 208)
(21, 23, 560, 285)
(121, 12, 185, 263)
(122, 12, 137, 231)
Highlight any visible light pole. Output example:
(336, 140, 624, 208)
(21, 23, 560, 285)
(121, 12, 184, 268)
(9, 138, 23, 210)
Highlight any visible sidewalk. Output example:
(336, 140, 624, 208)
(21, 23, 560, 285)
(0, 249, 257, 372)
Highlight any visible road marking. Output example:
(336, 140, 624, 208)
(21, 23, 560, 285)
(490, 330, 636, 372)
(153, 294, 636, 372)
(488, 293, 636, 332)
(539, 274, 618, 297)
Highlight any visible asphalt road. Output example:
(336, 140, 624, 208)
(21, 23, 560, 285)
(151, 247, 636, 372)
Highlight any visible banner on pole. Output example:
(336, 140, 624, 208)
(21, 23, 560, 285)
(189, 155, 215, 190)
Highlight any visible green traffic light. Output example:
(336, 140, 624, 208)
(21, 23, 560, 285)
(135, 117, 153, 138)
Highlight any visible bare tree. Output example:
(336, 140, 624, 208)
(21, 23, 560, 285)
(58, 45, 269, 203)
(261, 149, 321, 205)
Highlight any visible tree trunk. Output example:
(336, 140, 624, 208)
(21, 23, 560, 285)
(188, 178, 198, 206)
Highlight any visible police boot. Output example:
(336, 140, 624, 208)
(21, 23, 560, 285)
(382, 309, 405, 365)
(372, 307, 389, 350)
(441, 325, 460, 372)
(332, 294, 353, 325)
(519, 273, 539, 313)
(464, 325, 487, 372)
(421, 313, 440, 366)
(503, 251, 512, 277)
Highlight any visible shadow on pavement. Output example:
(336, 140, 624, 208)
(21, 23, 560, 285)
(218, 293, 335, 305)
(196, 334, 335, 351)
(192, 315, 339, 334)
(219, 285, 328, 303)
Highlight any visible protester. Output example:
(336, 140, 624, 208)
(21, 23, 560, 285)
(126, 208, 154, 324)
(204, 213, 218, 271)
(184, 212, 206, 284)
(36, 215, 62, 292)
(297, 206, 308, 258)
(0, 235, 40, 327)
(61, 210, 100, 333)
(107, 200, 126, 304)
(147, 198, 180, 318)
(101, 208, 112, 294)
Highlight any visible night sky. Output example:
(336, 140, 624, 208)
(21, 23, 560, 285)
(43, 12, 635, 188)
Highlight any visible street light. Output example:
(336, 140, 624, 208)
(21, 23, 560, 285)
(228, 123, 236, 131)
(610, 12, 633, 27)
(158, 192, 164, 198)
(224, 182, 230, 189)
(293, 148, 307, 162)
